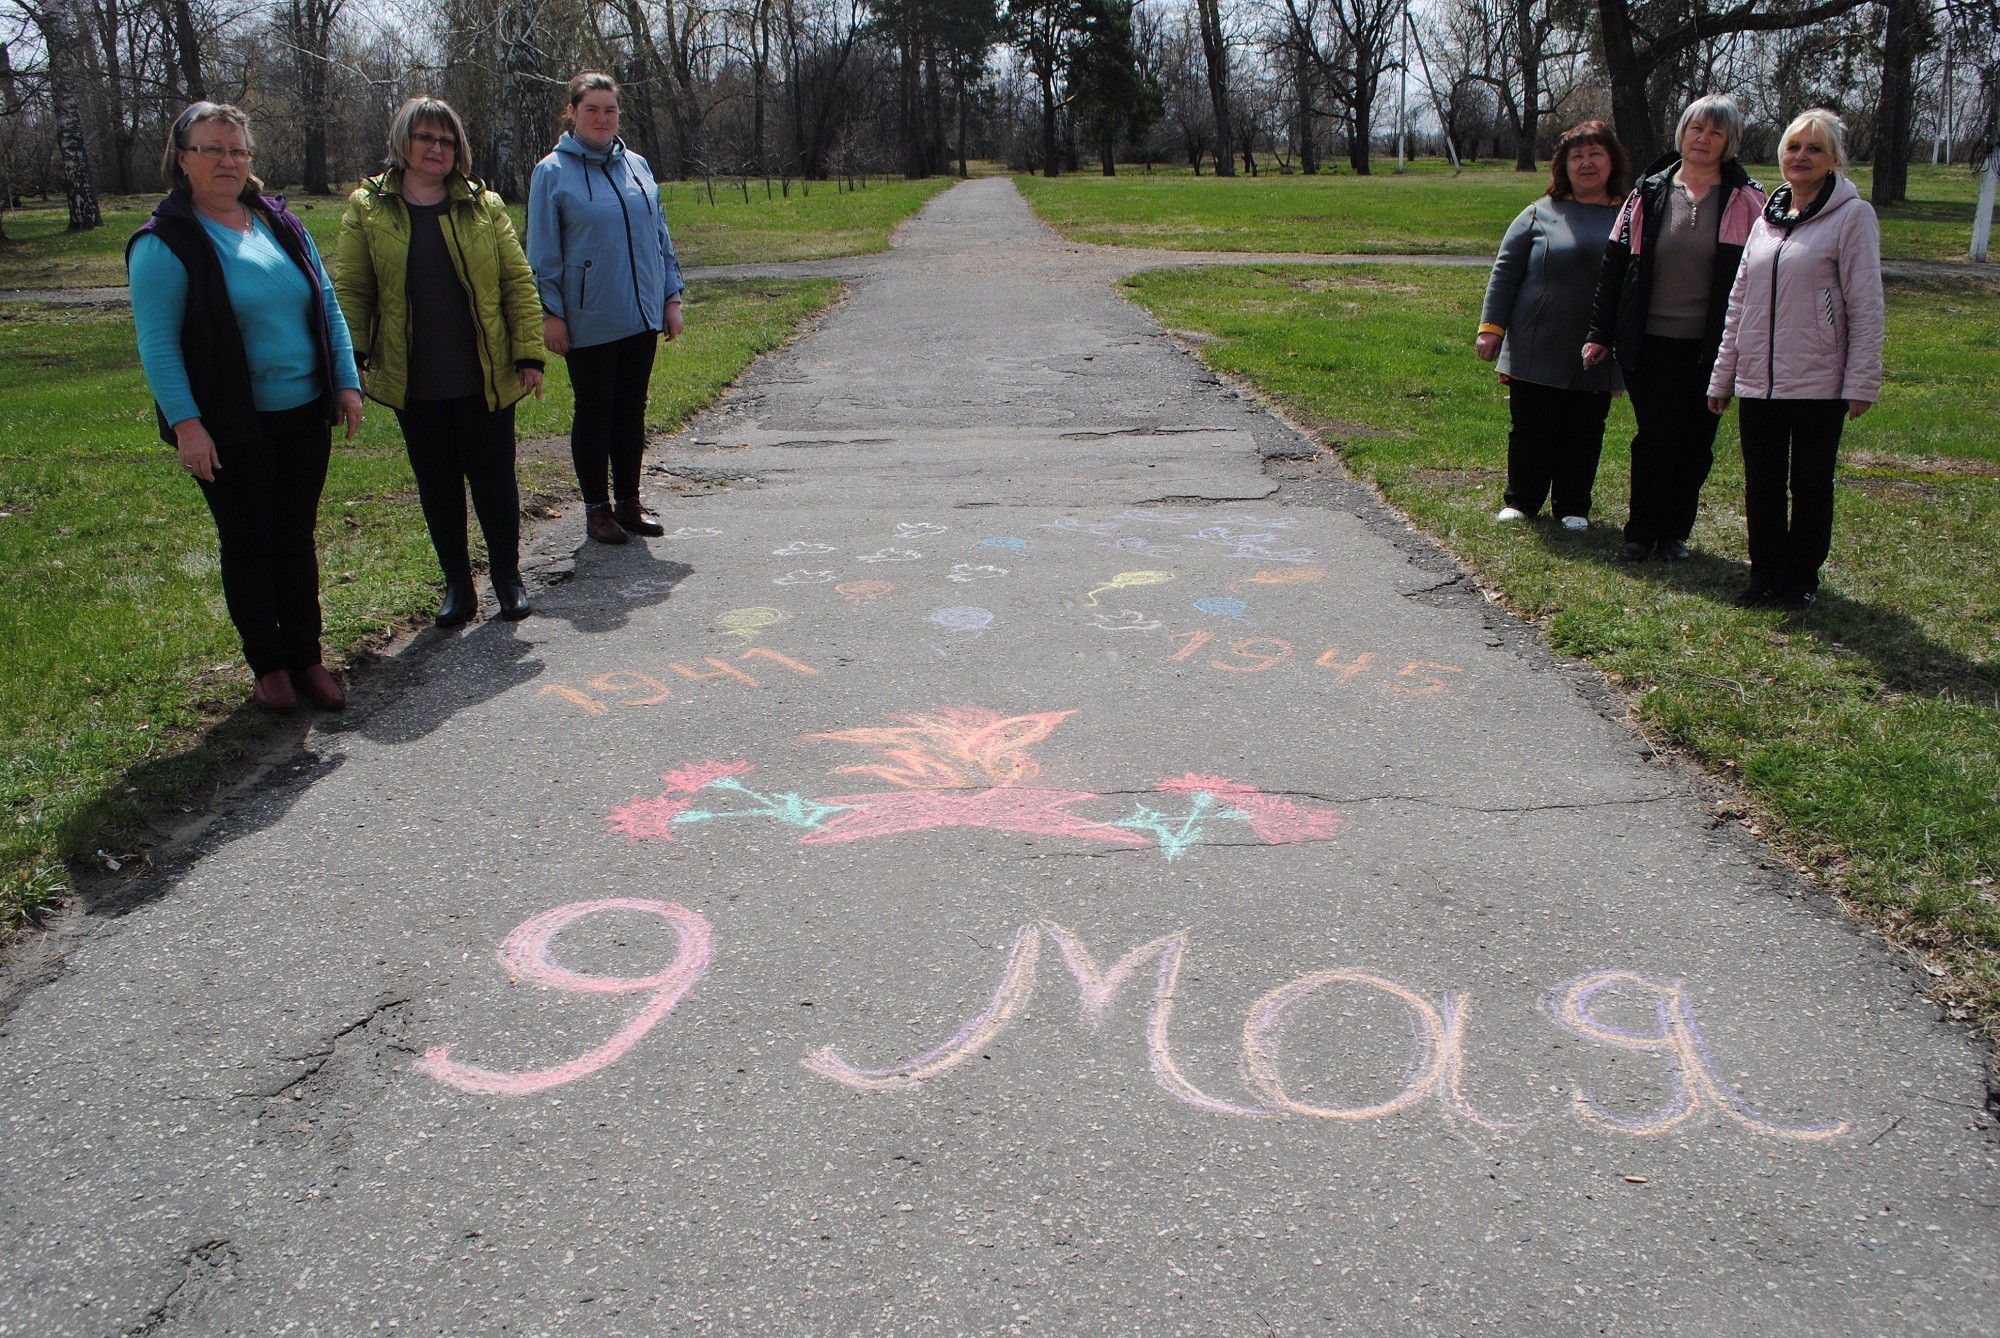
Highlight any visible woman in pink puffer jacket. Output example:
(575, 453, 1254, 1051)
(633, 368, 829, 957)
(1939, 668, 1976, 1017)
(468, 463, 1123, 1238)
(1708, 108, 1885, 610)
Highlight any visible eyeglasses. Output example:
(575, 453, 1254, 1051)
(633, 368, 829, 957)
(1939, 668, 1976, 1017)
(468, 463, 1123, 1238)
(183, 145, 253, 162)
(411, 131, 458, 151)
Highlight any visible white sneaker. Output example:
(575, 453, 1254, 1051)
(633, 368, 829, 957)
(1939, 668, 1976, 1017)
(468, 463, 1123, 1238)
(1560, 515, 1588, 531)
(1495, 507, 1528, 522)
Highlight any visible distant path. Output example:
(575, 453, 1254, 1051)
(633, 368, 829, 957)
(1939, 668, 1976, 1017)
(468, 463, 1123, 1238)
(2, 251, 1978, 309)
(1, 176, 1992, 1337)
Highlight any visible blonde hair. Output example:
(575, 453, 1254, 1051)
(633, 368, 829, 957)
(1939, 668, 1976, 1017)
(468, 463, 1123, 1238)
(387, 96, 474, 178)
(160, 102, 264, 201)
(1781, 108, 1848, 166)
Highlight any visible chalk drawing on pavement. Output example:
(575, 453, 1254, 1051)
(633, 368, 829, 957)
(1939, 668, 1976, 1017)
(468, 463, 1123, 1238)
(1230, 567, 1327, 595)
(417, 898, 713, 1096)
(1091, 610, 1162, 632)
(836, 579, 895, 605)
(772, 541, 837, 556)
(931, 606, 996, 639)
(946, 564, 1009, 583)
(774, 569, 837, 585)
(857, 548, 923, 564)
(1193, 597, 1253, 623)
(1084, 570, 1174, 606)
(982, 537, 1029, 552)
(715, 607, 789, 642)
(896, 522, 949, 539)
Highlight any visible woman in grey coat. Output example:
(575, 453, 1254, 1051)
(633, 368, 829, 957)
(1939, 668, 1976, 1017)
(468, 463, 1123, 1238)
(1477, 121, 1629, 530)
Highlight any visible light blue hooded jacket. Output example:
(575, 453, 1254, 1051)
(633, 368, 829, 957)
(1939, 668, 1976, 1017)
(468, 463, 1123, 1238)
(526, 132, 684, 350)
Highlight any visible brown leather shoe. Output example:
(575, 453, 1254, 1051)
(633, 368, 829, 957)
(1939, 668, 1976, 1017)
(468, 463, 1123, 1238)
(613, 499, 665, 537)
(292, 664, 346, 711)
(586, 506, 629, 544)
(254, 669, 298, 711)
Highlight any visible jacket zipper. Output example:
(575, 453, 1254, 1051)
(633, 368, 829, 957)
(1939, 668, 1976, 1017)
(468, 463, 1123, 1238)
(444, 203, 498, 409)
(597, 159, 646, 327)
(1765, 233, 1784, 399)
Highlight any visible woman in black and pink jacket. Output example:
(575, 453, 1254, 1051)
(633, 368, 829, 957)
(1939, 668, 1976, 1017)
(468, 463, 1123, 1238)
(1584, 95, 1767, 563)
(1708, 109, 1885, 610)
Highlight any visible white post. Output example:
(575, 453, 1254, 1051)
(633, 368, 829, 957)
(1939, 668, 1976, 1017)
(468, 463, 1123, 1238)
(1972, 148, 1997, 262)
(1396, 5, 1409, 172)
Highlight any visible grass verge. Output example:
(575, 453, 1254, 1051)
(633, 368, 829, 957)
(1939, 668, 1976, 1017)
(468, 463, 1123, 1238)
(0, 175, 954, 289)
(0, 277, 840, 932)
(1017, 161, 1987, 263)
(1124, 261, 2000, 1032)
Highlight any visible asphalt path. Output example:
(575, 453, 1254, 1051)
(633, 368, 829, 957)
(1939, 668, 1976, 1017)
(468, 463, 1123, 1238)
(2, 178, 1995, 1336)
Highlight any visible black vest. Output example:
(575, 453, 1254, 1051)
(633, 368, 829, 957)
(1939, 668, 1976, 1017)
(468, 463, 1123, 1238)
(126, 190, 338, 446)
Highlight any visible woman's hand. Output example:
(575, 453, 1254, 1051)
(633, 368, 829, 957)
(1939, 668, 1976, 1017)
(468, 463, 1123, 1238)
(1848, 399, 1873, 420)
(335, 388, 365, 440)
(174, 419, 220, 483)
(543, 315, 571, 356)
(1581, 341, 1610, 370)
(1475, 332, 1502, 362)
(520, 367, 545, 400)
(1707, 394, 1731, 415)
(663, 297, 684, 343)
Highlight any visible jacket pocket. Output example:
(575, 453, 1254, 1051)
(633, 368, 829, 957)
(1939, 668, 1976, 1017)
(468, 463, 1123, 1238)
(565, 260, 593, 313)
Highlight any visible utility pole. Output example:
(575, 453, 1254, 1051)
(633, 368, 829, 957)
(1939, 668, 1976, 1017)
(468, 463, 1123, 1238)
(1395, 3, 1408, 172)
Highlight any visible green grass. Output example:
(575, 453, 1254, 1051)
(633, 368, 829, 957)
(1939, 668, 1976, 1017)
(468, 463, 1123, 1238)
(0, 175, 954, 289)
(1018, 160, 1988, 263)
(1125, 262, 2000, 1030)
(0, 278, 840, 930)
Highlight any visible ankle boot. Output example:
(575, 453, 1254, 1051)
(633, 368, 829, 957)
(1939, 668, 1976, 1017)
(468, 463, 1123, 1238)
(586, 505, 629, 544)
(436, 581, 478, 627)
(494, 578, 532, 621)
(613, 498, 665, 537)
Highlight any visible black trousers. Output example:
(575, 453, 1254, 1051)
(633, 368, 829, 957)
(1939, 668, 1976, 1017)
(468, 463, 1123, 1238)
(1739, 397, 1847, 595)
(394, 395, 521, 585)
(1504, 380, 1613, 519)
(194, 402, 330, 677)
(565, 330, 659, 507)
(1622, 335, 1722, 546)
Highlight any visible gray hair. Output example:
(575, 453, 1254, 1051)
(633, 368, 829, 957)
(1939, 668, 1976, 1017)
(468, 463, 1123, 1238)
(1675, 94, 1744, 162)
(387, 96, 474, 178)
(1782, 108, 1848, 166)
(159, 101, 264, 201)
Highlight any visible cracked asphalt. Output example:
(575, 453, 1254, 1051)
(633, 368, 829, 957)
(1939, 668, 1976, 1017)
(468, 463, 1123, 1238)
(2, 178, 1995, 1336)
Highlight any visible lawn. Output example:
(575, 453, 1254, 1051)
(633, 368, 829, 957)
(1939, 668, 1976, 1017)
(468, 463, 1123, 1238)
(1125, 262, 2000, 1031)
(1018, 160, 1989, 263)
(0, 278, 840, 930)
(0, 175, 953, 289)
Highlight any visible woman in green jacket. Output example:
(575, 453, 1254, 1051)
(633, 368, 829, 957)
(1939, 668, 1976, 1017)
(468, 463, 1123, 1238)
(336, 96, 547, 625)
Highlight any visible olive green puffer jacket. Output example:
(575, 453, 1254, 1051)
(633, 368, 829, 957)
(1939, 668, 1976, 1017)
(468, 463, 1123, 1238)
(334, 170, 546, 412)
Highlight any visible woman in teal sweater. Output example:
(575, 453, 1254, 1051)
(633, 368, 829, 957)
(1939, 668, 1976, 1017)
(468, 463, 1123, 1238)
(128, 102, 363, 712)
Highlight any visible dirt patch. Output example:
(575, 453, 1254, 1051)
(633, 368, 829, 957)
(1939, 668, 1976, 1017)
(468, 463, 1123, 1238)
(1844, 449, 2000, 480)
(1405, 466, 1503, 487)
(1840, 476, 1938, 501)
(1301, 275, 1422, 295)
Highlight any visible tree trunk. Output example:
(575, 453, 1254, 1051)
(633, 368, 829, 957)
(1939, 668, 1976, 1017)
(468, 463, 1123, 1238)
(1041, 74, 1059, 176)
(164, 0, 207, 100)
(1350, 56, 1375, 174)
(31, 2, 102, 230)
(1514, 0, 1539, 170)
(1194, 0, 1235, 176)
(1871, 0, 1924, 206)
(1595, 0, 1662, 164)
(1295, 49, 1317, 174)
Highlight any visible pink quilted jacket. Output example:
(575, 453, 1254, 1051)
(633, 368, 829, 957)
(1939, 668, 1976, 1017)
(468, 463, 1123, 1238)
(1709, 173, 1885, 403)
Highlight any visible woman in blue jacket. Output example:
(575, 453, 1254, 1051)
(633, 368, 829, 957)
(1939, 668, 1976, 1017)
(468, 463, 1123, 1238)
(527, 71, 685, 545)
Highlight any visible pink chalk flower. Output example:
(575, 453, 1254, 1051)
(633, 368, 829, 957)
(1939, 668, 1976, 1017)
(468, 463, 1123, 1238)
(659, 759, 755, 794)
(1152, 773, 1342, 845)
(606, 794, 693, 843)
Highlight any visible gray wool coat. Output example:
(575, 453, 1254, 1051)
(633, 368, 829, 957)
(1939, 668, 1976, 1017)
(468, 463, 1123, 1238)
(1480, 197, 1624, 393)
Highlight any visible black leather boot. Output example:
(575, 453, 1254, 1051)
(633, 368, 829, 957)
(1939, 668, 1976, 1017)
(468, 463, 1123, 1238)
(436, 581, 478, 627)
(494, 577, 532, 621)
